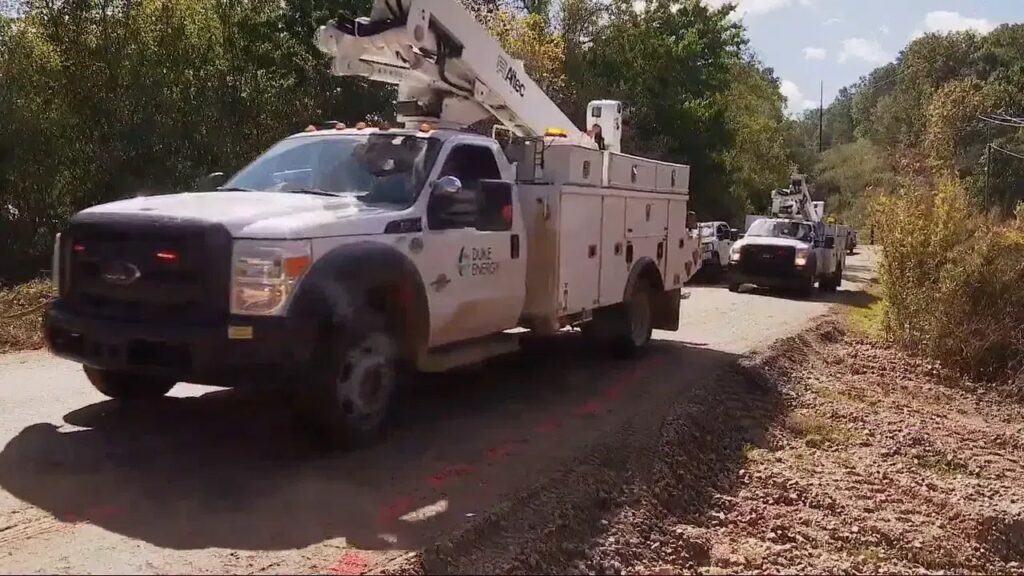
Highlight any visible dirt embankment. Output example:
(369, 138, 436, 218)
(399, 318, 1024, 575)
(0, 280, 53, 353)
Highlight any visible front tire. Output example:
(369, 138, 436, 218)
(298, 315, 402, 449)
(84, 367, 176, 400)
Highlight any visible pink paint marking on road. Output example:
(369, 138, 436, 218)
(485, 444, 515, 462)
(329, 550, 369, 575)
(573, 399, 604, 416)
(377, 495, 415, 526)
(427, 464, 476, 488)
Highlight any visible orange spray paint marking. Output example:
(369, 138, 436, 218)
(377, 496, 415, 526)
(329, 551, 369, 575)
(485, 445, 514, 462)
(573, 399, 603, 416)
(427, 464, 476, 488)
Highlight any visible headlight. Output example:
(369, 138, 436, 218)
(794, 247, 811, 267)
(729, 245, 741, 262)
(231, 239, 312, 316)
(52, 233, 62, 292)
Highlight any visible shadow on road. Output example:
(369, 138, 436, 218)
(0, 333, 756, 556)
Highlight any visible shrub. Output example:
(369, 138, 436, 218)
(872, 180, 1024, 383)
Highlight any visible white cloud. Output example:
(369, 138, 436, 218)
(779, 80, 817, 115)
(923, 10, 995, 34)
(803, 47, 827, 61)
(837, 37, 889, 65)
(823, 17, 842, 26)
(879, 25, 890, 36)
(701, 0, 815, 18)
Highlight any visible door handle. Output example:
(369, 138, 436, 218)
(511, 234, 520, 259)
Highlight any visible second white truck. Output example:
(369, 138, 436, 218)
(44, 0, 703, 447)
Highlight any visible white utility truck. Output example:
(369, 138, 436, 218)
(697, 220, 738, 276)
(45, 0, 703, 446)
(726, 175, 846, 296)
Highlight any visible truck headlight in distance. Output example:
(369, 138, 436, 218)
(52, 232, 62, 292)
(729, 245, 741, 263)
(230, 239, 312, 316)
(794, 247, 811, 267)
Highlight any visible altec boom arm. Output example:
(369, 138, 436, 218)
(316, 0, 585, 141)
(770, 175, 821, 224)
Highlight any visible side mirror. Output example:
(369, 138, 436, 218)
(196, 171, 226, 191)
(729, 229, 739, 242)
(824, 236, 835, 249)
(428, 176, 474, 229)
(686, 211, 697, 229)
(432, 175, 462, 198)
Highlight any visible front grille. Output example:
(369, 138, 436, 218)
(61, 213, 232, 323)
(740, 244, 796, 276)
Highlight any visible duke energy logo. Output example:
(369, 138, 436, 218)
(496, 56, 526, 97)
(457, 246, 469, 276)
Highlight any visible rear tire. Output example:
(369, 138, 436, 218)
(609, 279, 654, 358)
(84, 367, 176, 400)
(297, 313, 403, 449)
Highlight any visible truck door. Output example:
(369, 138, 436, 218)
(420, 142, 527, 347)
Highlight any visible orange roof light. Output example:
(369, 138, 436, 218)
(419, 122, 433, 132)
(355, 122, 368, 130)
(544, 127, 568, 137)
(335, 123, 347, 130)
(304, 124, 317, 132)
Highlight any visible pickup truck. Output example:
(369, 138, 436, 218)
(726, 217, 845, 297)
(697, 221, 738, 276)
(45, 123, 701, 447)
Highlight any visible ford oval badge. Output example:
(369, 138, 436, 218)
(101, 261, 141, 285)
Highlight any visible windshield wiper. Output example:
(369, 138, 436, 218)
(215, 186, 255, 192)
(279, 188, 344, 197)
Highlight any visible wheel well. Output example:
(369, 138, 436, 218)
(366, 281, 428, 362)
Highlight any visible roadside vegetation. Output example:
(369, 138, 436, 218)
(788, 23, 1024, 387)
(0, 279, 53, 353)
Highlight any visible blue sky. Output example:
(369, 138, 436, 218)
(705, 0, 1024, 115)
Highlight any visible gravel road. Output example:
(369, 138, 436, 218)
(0, 249, 876, 574)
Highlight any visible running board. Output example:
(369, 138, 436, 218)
(417, 332, 521, 373)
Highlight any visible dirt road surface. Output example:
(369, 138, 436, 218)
(0, 250, 877, 574)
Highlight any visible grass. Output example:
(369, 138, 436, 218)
(0, 279, 54, 353)
(785, 413, 859, 447)
(847, 283, 885, 339)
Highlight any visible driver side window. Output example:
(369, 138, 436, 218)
(428, 144, 503, 231)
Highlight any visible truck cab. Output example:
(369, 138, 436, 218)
(726, 217, 845, 296)
(697, 221, 738, 269)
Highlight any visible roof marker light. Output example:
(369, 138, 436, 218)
(355, 122, 368, 130)
(335, 123, 347, 130)
(544, 128, 568, 138)
(304, 125, 317, 132)
(156, 251, 178, 261)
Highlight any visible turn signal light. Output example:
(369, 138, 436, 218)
(156, 251, 178, 262)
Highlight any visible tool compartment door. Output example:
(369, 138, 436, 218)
(598, 196, 628, 306)
(558, 192, 603, 314)
(625, 197, 668, 239)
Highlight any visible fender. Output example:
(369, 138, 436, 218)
(623, 257, 679, 331)
(289, 241, 430, 361)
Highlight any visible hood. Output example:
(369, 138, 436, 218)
(734, 235, 810, 250)
(80, 191, 402, 238)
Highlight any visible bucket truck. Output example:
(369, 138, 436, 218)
(726, 175, 847, 296)
(44, 0, 704, 447)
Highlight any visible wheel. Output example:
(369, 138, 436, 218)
(608, 279, 653, 358)
(84, 367, 176, 400)
(297, 313, 403, 449)
(797, 274, 816, 298)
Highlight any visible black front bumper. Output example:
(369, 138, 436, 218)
(727, 265, 813, 289)
(44, 302, 318, 386)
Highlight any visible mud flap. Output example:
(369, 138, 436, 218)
(651, 288, 682, 331)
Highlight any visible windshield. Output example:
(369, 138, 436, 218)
(747, 219, 813, 241)
(224, 133, 442, 205)
(699, 224, 715, 238)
